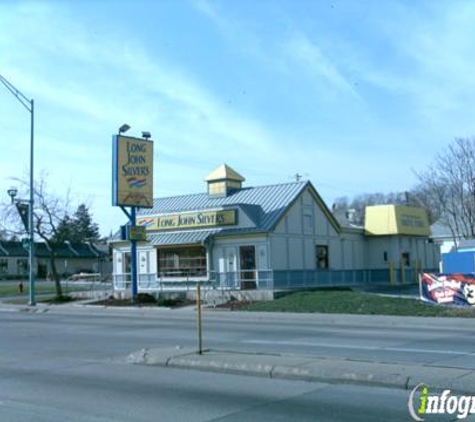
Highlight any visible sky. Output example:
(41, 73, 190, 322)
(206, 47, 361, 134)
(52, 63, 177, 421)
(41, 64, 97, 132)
(2, 0, 475, 237)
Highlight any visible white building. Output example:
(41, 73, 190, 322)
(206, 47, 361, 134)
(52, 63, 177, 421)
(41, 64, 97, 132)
(111, 164, 440, 294)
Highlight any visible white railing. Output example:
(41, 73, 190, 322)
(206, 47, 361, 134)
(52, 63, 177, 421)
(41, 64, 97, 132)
(113, 268, 423, 293)
(112, 270, 274, 292)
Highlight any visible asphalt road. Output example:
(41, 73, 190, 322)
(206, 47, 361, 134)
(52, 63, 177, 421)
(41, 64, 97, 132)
(0, 305, 474, 421)
(0, 356, 429, 422)
(17, 304, 471, 369)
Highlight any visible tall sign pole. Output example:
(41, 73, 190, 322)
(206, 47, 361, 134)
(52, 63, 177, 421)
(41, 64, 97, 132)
(130, 206, 138, 299)
(29, 99, 35, 306)
(112, 127, 153, 302)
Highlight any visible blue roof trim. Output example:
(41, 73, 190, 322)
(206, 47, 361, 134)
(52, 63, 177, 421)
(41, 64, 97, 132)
(112, 135, 118, 206)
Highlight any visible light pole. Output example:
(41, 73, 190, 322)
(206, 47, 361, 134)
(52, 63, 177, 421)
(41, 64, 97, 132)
(0, 73, 35, 306)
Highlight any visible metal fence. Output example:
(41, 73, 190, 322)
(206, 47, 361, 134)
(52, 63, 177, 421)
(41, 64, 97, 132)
(62, 279, 114, 300)
(113, 270, 273, 292)
(273, 269, 392, 289)
(112, 267, 433, 292)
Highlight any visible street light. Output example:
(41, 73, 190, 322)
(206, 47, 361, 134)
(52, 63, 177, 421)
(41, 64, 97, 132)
(119, 123, 131, 134)
(0, 72, 36, 306)
(7, 187, 18, 202)
(7, 186, 31, 246)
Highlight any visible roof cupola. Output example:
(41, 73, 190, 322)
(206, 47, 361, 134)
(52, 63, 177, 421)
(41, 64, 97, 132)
(205, 164, 245, 198)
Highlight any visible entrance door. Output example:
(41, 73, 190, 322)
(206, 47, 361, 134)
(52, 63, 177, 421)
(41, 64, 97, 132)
(138, 251, 150, 288)
(240, 245, 256, 289)
(224, 247, 237, 288)
(139, 251, 149, 274)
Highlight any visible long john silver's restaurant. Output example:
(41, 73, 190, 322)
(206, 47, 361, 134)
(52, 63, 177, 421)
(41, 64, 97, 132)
(111, 164, 440, 298)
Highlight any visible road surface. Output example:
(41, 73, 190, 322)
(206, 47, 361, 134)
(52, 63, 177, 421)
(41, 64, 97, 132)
(0, 305, 472, 421)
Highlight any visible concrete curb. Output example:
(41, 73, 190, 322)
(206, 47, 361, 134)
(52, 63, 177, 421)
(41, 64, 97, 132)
(128, 347, 475, 394)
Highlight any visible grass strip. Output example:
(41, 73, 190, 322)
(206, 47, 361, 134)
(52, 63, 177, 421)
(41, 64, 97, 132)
(239, 290, 475, 317)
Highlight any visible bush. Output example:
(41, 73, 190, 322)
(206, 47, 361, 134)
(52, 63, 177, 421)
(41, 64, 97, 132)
(156, 298, 183, 307)
(47, 295, 73, 304)
(136, 293, 157, 304)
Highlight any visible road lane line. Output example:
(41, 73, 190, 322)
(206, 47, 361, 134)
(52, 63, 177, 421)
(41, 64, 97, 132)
(243, 340, 475, 356)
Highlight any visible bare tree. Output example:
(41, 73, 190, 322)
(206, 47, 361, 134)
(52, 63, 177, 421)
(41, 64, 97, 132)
(1, 172, 72, 298)
(415, 137, 475, 243)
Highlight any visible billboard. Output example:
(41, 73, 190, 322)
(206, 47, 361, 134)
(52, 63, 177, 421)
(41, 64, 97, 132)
(112, 135, 154, 208)
(420, 272, 475, 307)
(137, 210, 237, 231)
(365, 205, 430, 236)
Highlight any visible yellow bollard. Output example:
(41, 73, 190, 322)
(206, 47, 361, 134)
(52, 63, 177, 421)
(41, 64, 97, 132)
(389, 262, 395, 284)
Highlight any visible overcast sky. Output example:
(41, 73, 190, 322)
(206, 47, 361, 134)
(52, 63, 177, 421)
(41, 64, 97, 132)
(1, 0, 475, 236)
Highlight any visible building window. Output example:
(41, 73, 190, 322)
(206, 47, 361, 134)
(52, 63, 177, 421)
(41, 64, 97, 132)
(0, 259, 8, 274)
(158, 246, 206, 277)
(227, 181, 242, 190)
(383, 251, 388, 262)
(402, 252, 410, 267)
(208, 182, 226, 196)
(316, 245, 329, 269)
(124, 253, 131, 274)
(240, 245, 256, 286)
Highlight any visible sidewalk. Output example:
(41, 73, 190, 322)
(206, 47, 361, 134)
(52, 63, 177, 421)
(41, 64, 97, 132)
(127, 347, 475, 394)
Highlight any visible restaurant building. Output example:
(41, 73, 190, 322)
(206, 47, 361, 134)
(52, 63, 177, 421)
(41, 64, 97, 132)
(111, 164, 440, 294)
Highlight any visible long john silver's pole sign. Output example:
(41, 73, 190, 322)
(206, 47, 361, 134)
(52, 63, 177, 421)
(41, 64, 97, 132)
(112, 134, 154, 208)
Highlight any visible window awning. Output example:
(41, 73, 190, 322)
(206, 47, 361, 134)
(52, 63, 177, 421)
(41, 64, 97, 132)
(147, 230, 218, 246)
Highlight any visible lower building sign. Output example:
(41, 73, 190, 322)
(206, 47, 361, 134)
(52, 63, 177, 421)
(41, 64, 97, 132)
(129, 226, 147, 241)
(420, 273, 475, 306)
(137, 209, 237, 231)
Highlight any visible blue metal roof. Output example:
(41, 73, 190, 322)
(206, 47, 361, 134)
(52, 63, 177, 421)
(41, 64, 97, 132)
(148, 230, 218, 246)
(139, 181, 308, 232)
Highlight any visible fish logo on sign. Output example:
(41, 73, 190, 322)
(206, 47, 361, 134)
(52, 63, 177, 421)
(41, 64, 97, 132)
(126, 177, 147, 188)
(138, 218, 155, 228)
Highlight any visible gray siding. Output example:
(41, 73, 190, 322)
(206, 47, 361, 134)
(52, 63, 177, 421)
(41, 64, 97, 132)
(270, 187, 345, 271)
